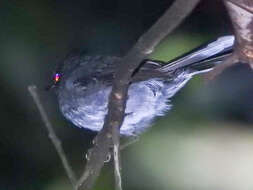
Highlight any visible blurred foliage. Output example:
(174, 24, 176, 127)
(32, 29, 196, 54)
(0, 0, 253, 190)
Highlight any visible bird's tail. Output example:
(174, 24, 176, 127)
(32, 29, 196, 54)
(158, 35, 234, 74)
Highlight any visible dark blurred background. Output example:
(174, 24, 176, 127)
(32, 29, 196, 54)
(1, 0, 253, 190)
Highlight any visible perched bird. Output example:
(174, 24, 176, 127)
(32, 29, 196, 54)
(50, 36, 234, 136)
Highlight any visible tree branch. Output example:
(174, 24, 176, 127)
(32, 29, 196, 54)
(28, 85, 78, 190)
(224, 0, 253, 63)
(207, 0, 253, 78)
(224, 0, 253, 67)
(77, 0, 201, 189)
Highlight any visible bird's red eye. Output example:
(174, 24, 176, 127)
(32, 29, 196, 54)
(53, 73, 61, 83)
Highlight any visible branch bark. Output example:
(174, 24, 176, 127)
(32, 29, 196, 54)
(77, 0, 201, 189)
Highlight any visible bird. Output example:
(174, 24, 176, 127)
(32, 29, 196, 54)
(50, 35, 234, 136)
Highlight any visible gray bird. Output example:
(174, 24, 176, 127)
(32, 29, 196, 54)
(51, 36, 234, 136)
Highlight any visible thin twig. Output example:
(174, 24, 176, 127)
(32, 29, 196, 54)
(120, 136, 139, 151)
(113, 143, 122, 190)
(112, 123, 122, 190)
(77, 0, 201, 189)
(28, 85, 78, 190)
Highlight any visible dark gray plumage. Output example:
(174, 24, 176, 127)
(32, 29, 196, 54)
(53, 36, 234, 136)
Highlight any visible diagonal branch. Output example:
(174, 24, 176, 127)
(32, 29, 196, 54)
(77, 0, 201, 189)
(28, 85, 78, 190)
